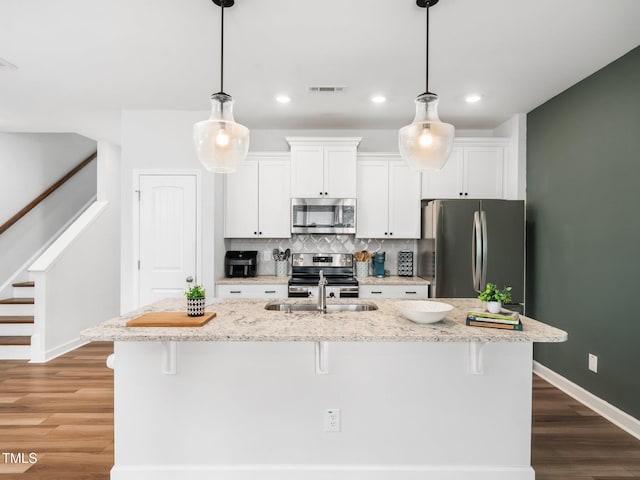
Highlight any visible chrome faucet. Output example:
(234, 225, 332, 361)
(318, 270, 327, 313)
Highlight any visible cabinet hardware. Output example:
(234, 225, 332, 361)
(259, 231, 262, 235)
(253, 231, 257, 235)
(264, 290, 276, 294)
(390, 232, 393, 235)
(319, 192, 323, 196)
(405, 291, 417, 294)
(230, 290, 242, 294)
(325, 192, 328, 196)
(371, 291, 382, 294)
(464, 192, 469, 196)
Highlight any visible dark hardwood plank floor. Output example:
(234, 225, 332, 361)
(1, 341, 639, 479)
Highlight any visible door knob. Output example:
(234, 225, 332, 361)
(186, 276, 194, 284)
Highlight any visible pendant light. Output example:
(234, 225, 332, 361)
(194, 0, 249, 174)
(399, 0, 454, 171)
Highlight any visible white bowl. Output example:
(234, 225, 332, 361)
(397, 300, 454, 324)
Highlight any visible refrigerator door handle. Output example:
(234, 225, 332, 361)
(480, 210, 488, 290)
(472, 211, 482, 291)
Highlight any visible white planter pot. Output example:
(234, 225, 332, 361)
(487, 301, 502, 314)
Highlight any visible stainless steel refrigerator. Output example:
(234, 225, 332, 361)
(417, 199, 525, 312)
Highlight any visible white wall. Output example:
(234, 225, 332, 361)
(120, 111, 220, 313)
(29, 141, 121, 362)
(0, 133, 96, 223)
(494, 114, 527, 200)
(250, 128, 495, 152)
(0, 133, 97, 292)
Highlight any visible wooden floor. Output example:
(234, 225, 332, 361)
(0, 342, 639, 479)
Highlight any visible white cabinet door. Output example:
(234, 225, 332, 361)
(217, 284, 288, 299)
(463, 147, 504, 199)
(421, 147, 463, 199)
(388, 161, 421, 238)
(356, 160, 389, 238)
(224, 162, 259, 238)
(325, 146, 357, 198)
(259, 159, 291, 238)
(360, 285, 428, 299)
(290, 146, 324, 198)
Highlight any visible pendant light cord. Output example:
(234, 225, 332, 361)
(425, 3, 430, 93)
(220, 3, 225, 93)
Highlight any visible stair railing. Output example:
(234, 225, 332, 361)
(0, 151, 97, 236)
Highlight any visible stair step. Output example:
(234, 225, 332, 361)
(0, 344, 30, 360)
(0, 298, 35, 304)
(0, 336, 31, 346)
(12, 281, 35, 288)
(0, 316, 34, 324)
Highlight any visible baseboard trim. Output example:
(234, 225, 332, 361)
(111, 464, 534, 480)
(30, 337, 87, 363)
(533, 361, 640, 440)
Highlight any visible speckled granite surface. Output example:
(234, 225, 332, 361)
(358, 275, 429, 285)
(216, 275, 428, 286)
(82, 298, 567, 344)
(216, 276, 289, 285)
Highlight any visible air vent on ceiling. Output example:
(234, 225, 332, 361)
(0, 57, 17, 69)
(308, 85, 347, 94)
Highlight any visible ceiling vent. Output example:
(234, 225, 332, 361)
(308, 86, 347, 94)
(0, 57, 17, 69)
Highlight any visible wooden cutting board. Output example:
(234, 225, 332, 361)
(126, 312, 216, 327)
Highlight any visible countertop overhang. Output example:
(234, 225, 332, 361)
(81, 298, 567, 343)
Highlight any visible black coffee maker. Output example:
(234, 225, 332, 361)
(225, 251, 257, 278)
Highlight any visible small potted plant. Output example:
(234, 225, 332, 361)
(477, 283, 512, 314)
(185, 284, 206, 317)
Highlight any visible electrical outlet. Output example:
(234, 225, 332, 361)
(588, 353, 598, 373)
(324, 409, 341, 432)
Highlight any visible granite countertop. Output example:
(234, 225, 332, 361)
(357, 275, 429, 286)
(216, 276, 428, 286)
(81, 298, 567, 344)
(217, 276, 289, 285)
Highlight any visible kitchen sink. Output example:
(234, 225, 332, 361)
(264, 302, 378, 313)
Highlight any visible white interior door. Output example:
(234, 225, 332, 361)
(138, 174, 197, 306)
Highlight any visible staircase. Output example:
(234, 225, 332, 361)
(0, 281, 35, 360)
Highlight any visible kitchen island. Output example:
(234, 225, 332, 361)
(82, 298, 566, 480)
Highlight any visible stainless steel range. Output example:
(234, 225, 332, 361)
(288, 253, 358, 298)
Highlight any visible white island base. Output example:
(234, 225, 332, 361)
(111, 340, 535, 480)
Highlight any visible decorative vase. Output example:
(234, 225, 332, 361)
(187, 297, 205, 317)
(486, 301, 502, 314)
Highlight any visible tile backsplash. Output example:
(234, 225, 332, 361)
(228, 235, 417, 276)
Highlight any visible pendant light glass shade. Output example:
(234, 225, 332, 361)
(399, 92, 454, 171)
(194, 93, 249, 174)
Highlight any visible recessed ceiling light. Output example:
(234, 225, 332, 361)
(465, 94, 483, 104)
(276, 95, 291, 104)
(371, 95, 387, 104)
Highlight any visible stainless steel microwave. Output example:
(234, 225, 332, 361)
(291, 198, 356, 234)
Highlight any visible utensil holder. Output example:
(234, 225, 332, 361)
(275, 260, 288, 277)
(356, 261, 369, 277)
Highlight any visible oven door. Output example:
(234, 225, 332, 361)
(291, 198, 356, 234)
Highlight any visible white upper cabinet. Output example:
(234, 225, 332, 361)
(224, 155, 290, 238)
(287, 137, 361, 198)
(421, 139, 507, 200)
(357, 156, 421, 239)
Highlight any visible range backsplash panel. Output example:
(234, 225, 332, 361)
(228, 236, 417, 276)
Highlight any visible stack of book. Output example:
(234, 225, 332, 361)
(466, 310, 523, 331)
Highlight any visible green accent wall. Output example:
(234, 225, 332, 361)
(527, 46, 640, 419)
